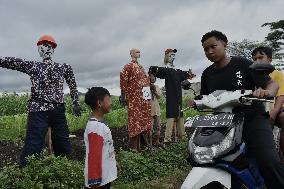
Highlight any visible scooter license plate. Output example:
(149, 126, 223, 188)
(192, 113, 235, 127)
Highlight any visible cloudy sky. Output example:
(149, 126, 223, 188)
(0, 0, 283, 95)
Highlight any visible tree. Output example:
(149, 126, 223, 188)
(262, 20, 284, 60)
(227, 39, 267, 60)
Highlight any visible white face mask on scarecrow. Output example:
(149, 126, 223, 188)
(130, 48, 141, 62)
(38, 43, 54, 60)
(37, 35, 57, 61)
(164, 48, 177, 68)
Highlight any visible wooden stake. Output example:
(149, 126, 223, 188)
(173, 118, 177, 142)
(47, 127, 53, 154)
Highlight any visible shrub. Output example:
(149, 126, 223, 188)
(0, 95, 124, 116)
(0, 152, 84, 189)
(0, 140, 190, 188)
(115, 139, 189, 185)
(0, 94, 29, 116)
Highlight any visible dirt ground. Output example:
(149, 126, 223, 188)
(69, 125, 131, 162)
(0, 126, 193, 189)
(0, 125, 193, 167)
(0, 126, 130, 167)
(0, 140, 23, 167)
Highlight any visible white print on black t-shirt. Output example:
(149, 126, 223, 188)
(235, 71, 243, 86)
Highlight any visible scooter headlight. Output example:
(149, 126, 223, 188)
(189, 128, 235, 164)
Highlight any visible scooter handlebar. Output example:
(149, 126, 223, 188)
(182, 90, 274, 112)
(240, 96, 274, 103)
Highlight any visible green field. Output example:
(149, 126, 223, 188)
(0, 94, 198, 189)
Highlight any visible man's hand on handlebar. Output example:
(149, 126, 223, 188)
(252, 88, 272, 98)
(187, 99, 196, 108)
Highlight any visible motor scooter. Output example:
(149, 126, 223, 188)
(181, 63, 278, 189)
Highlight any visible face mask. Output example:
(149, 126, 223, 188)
(130, 49, 141, 59)
(164, 53, 175, 67)
(168, 53, 175, 64)
(134, 51, 141, 59)
(38, 43, 54, 60)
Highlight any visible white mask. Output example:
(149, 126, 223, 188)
(164, 52, 175, 68)
(38, 43, 54, 60)
(130, 48, 141, 60)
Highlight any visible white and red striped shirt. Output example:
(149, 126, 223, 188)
(84, 118, 117, 187)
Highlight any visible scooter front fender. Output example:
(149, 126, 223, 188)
(180, 167, 231, 189)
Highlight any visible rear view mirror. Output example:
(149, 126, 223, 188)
(249, 63, 275, 75)
(181, 80, 191, 90)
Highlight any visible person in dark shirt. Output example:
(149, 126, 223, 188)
(0, 34, 81, 166)
(251, 46, 284, 162)
(149, 49, 195, 144)
(198, 30, 284, 188)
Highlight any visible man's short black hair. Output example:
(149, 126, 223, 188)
(84, 87, 110, 110)
(201, 30, 228, 44)
(251, 46, 273, 59)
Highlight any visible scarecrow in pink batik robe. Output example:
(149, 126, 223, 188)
(120, 48, 152, 152)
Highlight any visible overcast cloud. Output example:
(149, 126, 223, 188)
(0, 0, 283, 95)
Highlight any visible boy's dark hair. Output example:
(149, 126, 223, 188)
(84, 87, 110, 110)
(251, 46, 273, 59)
(201, 30, 228, 44)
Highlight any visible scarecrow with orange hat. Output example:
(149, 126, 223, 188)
(149, 48, 195, 144)
(0, 34, 81, 166)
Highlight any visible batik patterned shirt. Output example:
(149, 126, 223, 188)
(120, 60, 152, 138)
(0, 57, 79, 112)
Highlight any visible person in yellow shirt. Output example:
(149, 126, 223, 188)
(252, 46, 284, 161)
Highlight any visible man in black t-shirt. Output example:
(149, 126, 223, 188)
(201, 55, 271, 115)
(198, 30, 284, 188)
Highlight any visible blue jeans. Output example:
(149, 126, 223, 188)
(19, 105, 71, 166)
